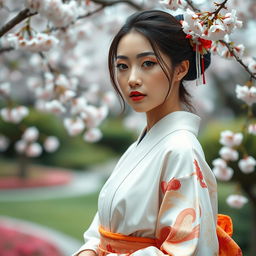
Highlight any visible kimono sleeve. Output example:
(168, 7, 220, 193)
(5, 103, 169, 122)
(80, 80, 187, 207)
(109, 146, 219, 256)
(72, 212, 100, 256)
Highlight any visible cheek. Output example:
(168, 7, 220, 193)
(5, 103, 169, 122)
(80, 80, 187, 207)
(148, 68, 170, 91)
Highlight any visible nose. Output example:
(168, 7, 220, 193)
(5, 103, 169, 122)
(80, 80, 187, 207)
(128, 67, 142, 88)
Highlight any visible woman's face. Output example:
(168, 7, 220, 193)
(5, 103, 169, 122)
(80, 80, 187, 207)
(115, 31, 182, 117)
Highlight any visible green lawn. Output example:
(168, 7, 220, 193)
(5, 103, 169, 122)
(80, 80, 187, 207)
(0, 192, 99, 241)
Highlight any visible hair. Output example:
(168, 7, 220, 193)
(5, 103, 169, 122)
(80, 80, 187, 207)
(108, 10, 211, 112)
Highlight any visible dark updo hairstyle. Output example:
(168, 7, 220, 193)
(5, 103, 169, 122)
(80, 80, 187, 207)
(108, 10, 211, 112)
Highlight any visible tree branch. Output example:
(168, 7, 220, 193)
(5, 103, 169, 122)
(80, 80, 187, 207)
(220, 40, 256, 80)
(186, 0, 200, 12)
(0, 8, 37, 38)
(91, 0, 143, 10)
(213, 0, 228, 19)
(0, 46, 14, 54)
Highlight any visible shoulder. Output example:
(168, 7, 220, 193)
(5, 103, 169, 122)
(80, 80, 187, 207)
(161, 129, 205, 158)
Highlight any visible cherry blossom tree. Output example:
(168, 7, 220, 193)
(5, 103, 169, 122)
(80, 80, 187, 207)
(0, 0, 256, 253)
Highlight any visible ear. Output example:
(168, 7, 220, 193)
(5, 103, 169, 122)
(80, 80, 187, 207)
(174, 60, 189, 82)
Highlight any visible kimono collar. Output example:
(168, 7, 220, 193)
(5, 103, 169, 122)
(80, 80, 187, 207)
(136, 111, 201, 146)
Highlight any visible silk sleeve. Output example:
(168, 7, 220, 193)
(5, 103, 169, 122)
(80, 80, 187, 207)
(109, 146, 219, 256)
(72, 212, 100, 256)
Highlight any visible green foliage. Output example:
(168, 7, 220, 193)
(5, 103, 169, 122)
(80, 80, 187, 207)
(99, 117, 136, 154)
(0, 108, 116, 169)
(218, 182, 251, 255)
(199, 118, 256, 184)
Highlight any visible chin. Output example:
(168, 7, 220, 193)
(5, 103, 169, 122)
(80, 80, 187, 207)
(131, 106, 146, 113)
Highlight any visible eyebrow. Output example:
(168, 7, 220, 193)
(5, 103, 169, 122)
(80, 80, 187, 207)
(116, 51, 156, 60)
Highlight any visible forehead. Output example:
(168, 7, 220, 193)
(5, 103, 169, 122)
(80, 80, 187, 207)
(117, 31, 153, 55)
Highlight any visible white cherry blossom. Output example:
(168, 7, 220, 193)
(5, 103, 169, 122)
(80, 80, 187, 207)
(0, 135, 9, 152)
(219, 147, 239, 161)
(26, 142, 42, 157)
(102, 91, 117, 108)
(159, 0, 187, 10)
(235, 84, 256, 106)
(219, 130, 243, 147)
(238, 156, 256, 174)
(212, 158, 227, 168)
(27, 77, 42, 90)
(212, 165, 234, 181)
(226, 194, 248, 209)
(7, 33, 59, 52)
(0, 106, 29, 123)
(71, 97, 88, 115)
(64, 117, 85, 136)
(45, 100, 66, 114)
(248, 124, 256, 135)
(22, 127, 39, 142)
(212, 158, 234, 181)
(25, 0, 79, 28)
(44, 136, 60, 152)
(223, 10, 243, 34)
(55, 74, 70, 88)
(248, 59, 256, 74)
(83, 128, 102, 143)
(59, 90, 76, 103)
(207, 21, 227, 41)
(0, 82, 11, 96)
(15, 140, 27, 154)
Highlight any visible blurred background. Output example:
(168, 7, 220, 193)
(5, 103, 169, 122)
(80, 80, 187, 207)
(0, 0, 256, 255)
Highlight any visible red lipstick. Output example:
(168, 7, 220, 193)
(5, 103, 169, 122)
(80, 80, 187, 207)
(129, 91, 146, 101)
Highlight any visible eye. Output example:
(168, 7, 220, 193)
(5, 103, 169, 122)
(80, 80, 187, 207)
(142, 60, 157, 68)
(116, 63, 128, 70)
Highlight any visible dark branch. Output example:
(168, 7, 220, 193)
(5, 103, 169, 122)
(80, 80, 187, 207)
(76, 5, 105, 20)
(0, 46, 14, 54)
(91, 0, 143, 10)
(0, 9, 37, 38)
(186, 0, 200, 12)
(220, 40, 256, 80)
(213, 0, 228, 19)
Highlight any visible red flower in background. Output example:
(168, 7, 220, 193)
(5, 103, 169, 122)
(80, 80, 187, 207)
(0, 224, 62, 256)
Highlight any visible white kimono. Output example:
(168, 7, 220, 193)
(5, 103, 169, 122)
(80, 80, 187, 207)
(74, 111, 219, 256)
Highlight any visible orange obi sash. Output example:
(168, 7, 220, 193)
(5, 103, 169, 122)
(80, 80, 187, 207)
(98, 226, 157, 255)
(98, 214, 242, 256)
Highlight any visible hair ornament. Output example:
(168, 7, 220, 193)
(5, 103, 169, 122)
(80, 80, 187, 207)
(185, 34, 212, 85)
(178, 19, 211, 85)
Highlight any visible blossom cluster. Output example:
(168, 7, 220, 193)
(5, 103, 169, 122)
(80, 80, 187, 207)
(182, 9, 243, 42)
(159, 0, 187, 10)
(236, 83, 256, 106)
(0, 106, 29, 123)
(24, 0, 79, 27)
(212, 130, 255, 208)
(15, 127, 59, 157)
(26, 72, 113, 142)
(160, 1, 245, 61)
(6, 32, 59, 52)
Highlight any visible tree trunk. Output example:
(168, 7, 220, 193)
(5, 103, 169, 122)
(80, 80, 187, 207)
(17, 154, 29, 179)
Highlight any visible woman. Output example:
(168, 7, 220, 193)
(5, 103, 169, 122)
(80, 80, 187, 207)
(74, 10, 242, 256)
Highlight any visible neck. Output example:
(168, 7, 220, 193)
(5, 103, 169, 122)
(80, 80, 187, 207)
(146, 103, 182, 131)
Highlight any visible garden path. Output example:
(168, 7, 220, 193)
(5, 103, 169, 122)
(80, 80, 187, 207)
(0, 159, 116, 202)
(0, 159, 117, 256)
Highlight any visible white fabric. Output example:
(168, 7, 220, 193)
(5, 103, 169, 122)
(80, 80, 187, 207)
(74, 111, 219, 256)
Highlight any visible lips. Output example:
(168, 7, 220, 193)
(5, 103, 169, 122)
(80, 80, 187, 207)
(129, 91, 146, 102)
